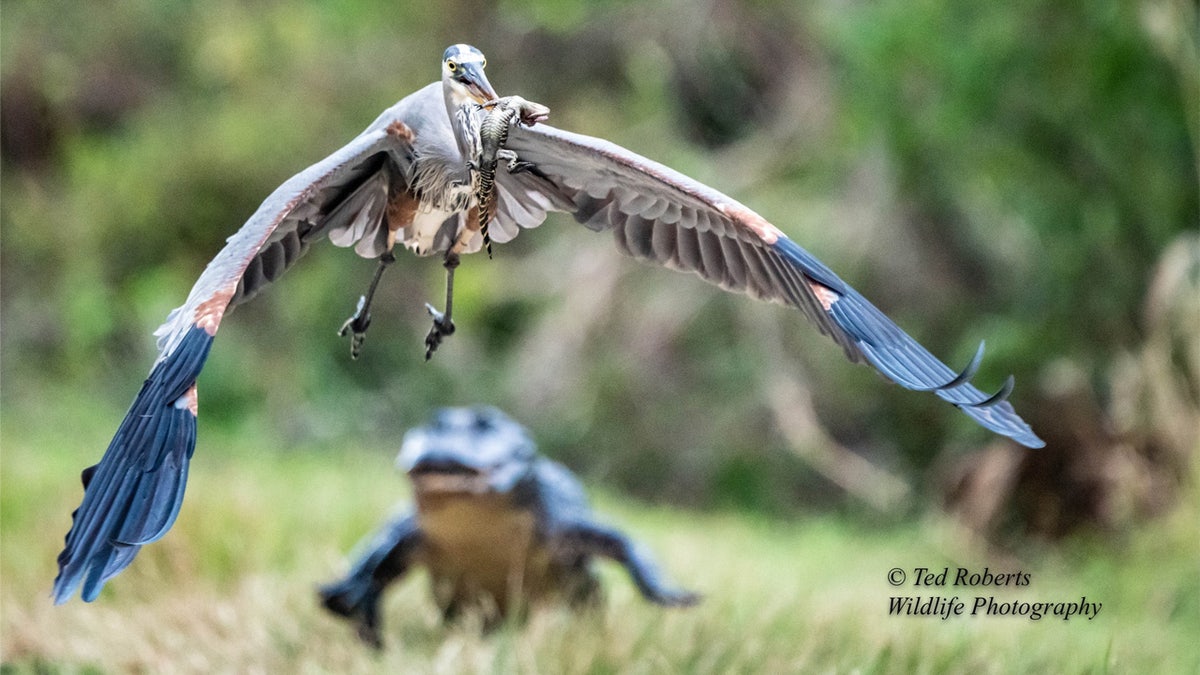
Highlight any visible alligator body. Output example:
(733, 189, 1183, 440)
(319, 406, 698, 647)
(472, 96, 549, 257)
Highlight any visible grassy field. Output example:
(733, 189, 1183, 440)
(1, 397, 1197, 674)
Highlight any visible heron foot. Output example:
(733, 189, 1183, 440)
(424, 303, 456, 361)
(338, 295, 371, 360)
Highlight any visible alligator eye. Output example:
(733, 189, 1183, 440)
(473, 416, 493, 432)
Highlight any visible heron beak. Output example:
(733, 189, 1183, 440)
(460, 62, 498, 104)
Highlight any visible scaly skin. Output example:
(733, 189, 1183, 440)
(473, 96, 549, 257)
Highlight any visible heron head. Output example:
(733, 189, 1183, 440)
(442, 44, 497, 106)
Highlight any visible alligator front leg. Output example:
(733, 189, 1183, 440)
(318, 513, 423, 649)
(497, 148, 535, 174)
(554, 521, 701, 607)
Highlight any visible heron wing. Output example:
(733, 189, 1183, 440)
(154, 120, 419, 356)
(494, 123, 1043, 449)
(54, 107, 420, 604)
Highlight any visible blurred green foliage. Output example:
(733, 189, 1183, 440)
(2, 0, 1196, 517)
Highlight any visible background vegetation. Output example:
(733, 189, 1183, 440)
(2, 0, 1197, 670)
(3, 421, 1197, 672)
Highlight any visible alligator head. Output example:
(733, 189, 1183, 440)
(396, 406, 536, 497)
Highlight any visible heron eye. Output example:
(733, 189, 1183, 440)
(447, 60, 458, 72)
(481, 59, 486, 69)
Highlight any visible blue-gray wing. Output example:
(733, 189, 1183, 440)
(492, 123, 1044, 449)
(53, 105, 421, 604)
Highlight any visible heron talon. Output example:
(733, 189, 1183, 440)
(338, 296, 372, 360)
(423, 303, 456, 360)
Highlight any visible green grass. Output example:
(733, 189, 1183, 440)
(2, 403, 1197, 673)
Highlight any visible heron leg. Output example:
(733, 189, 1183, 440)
(424, 253, 460, 360)
(338, 251, 396, 360)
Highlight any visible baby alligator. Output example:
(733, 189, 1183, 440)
(473, 96, 549, 257)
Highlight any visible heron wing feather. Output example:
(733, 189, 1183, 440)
(495, 123, 1043, 448)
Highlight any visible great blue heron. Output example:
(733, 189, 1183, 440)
(53, 44, 1044, 604)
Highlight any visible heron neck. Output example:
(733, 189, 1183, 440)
(442, 85, 480, 159)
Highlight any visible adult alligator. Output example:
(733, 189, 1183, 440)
(319, 406, 699, 647)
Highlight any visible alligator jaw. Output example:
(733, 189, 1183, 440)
(411, 472, 491, 495)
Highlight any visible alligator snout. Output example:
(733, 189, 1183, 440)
(407, 454, 482, 477)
